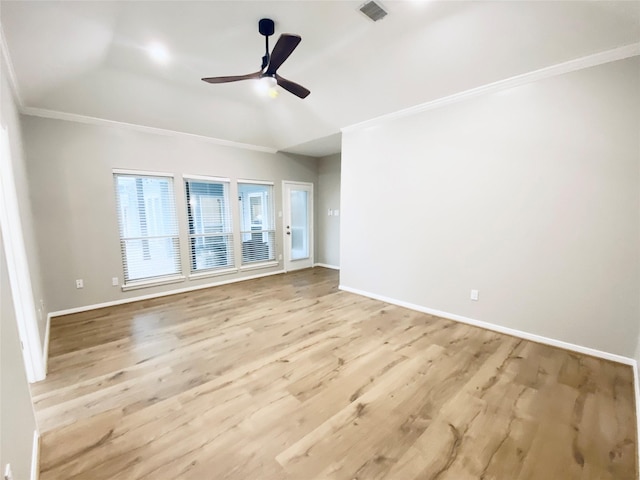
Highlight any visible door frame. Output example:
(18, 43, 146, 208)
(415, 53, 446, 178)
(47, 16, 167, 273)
(0, 126, 45, 382)
(282, 181, 314, 272)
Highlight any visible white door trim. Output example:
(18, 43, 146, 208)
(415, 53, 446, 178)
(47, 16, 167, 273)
(282, 181, 314, 272)
(0, 126, 44, 382)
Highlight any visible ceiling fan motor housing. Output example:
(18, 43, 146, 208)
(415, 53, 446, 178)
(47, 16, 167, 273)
(259, 18, 275, 37)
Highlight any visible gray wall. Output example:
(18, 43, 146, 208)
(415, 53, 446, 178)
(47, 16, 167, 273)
(1, 229, 38, 480)
(315, 153, 341, 268)
(21, 116, 318, 312)
(341, 57, 640, 358)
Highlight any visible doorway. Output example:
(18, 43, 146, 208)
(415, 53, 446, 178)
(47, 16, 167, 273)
(282, 181, 313, 271)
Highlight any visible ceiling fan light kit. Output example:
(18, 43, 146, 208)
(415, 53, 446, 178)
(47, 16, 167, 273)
(255, 76, 279, 98)
(202, 18, 310, 99)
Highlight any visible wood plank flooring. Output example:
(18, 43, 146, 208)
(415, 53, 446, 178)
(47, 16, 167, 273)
(31, 267, 637, 479)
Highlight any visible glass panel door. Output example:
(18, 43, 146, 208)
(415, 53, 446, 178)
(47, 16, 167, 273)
(283, 182, 313, 271)
(290, 190, 309, 260)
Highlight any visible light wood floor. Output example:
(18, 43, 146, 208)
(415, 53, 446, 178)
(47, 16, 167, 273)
(32, 268, 637, 479)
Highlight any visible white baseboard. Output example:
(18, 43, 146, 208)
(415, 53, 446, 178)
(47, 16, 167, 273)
(30, 430, 39, 480)
(338, 284, 635, 366)
(314, 263, 340, 270)
(49, 269, 285, 319)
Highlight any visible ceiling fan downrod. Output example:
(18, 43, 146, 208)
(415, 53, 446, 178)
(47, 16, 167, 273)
(259, 18, 275, 70)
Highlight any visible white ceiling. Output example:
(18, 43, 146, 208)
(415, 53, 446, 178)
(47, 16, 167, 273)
(1, 1, 639, 157)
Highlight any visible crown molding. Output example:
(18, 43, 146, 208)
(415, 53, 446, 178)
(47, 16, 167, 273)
(342, 42, 640, 133)
(10, 40, 639, 153)
(19, 107, 279, 154)
(0, 24, 23, 107)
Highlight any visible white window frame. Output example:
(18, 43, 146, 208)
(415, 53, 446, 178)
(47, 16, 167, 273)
(184, 174, 237, 278)
(238, 180, 278, 269)
(113, 169, 184, 290)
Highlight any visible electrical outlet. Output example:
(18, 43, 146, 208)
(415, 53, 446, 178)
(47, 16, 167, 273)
(328, 209, 333, 216)
(4, 463, 13, 480)
(112, 277, 119, 286)
(470, 289, 479, 301)
(76, 279, 84, 289)
(334, 209, 340, 216)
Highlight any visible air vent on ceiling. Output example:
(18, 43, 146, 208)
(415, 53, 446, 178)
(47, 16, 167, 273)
(359, 1, 388, 22)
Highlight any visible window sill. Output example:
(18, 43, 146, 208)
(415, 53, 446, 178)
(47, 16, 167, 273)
(239, 261, 279, 272)
(188, 268, 238, 280)
(122, 275, 186, 292)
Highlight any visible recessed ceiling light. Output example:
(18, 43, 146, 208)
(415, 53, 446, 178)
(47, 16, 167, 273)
(147, 42, 169, 64)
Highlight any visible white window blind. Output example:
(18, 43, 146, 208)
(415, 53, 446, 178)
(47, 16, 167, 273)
(114, 173, 181, 284)
(238, 182, 275, 264)
(185, 178, 234, 272)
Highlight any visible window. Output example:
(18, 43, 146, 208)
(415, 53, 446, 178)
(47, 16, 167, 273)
(185, 177, 234, 272)
(114, 172, 181, 284)
(238, 182, 275, 265)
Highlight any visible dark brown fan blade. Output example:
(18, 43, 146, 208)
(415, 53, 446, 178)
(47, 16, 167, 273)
(202, 70, 262, 84)
(265, 34, 301, 75)
(275, 74, 310, 99)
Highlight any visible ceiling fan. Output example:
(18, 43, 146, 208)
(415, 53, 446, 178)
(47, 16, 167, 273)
(202, 18, 310, 99)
